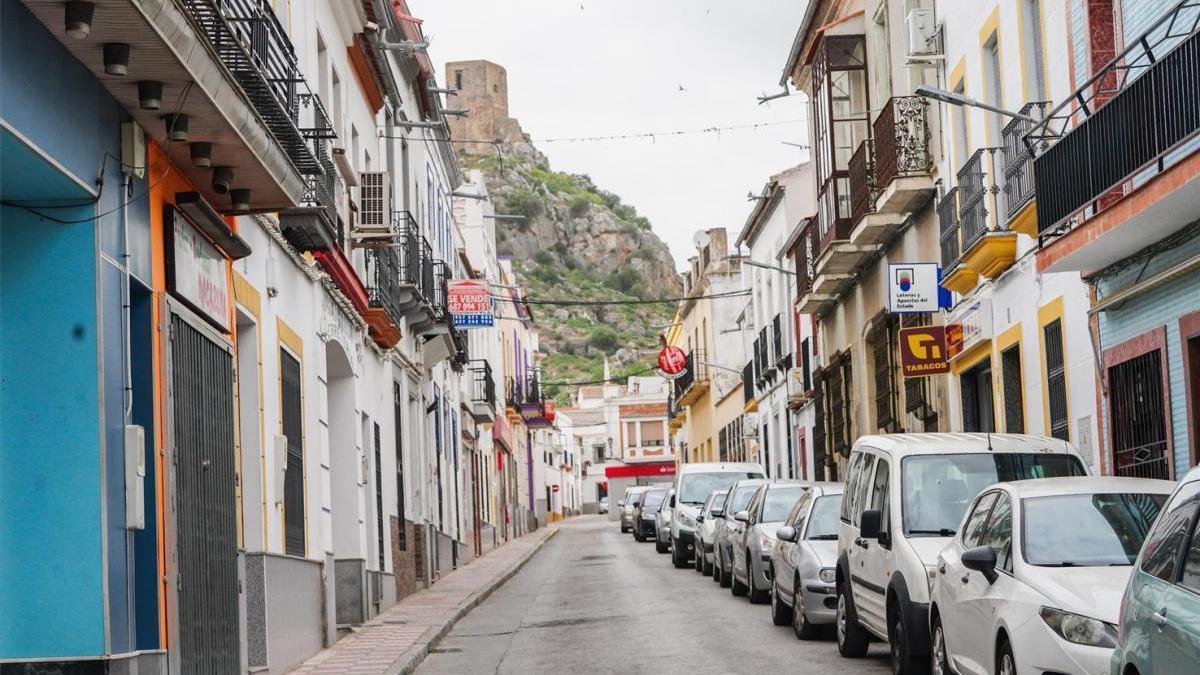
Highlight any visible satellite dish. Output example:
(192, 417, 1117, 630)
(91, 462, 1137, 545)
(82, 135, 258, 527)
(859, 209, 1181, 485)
(692, 230, 711, 250)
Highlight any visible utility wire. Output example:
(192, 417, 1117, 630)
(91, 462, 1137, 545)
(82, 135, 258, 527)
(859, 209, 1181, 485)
(490, 289, 751, 307)
(539, 366, 657, 387)
(535, 118, 809, 144)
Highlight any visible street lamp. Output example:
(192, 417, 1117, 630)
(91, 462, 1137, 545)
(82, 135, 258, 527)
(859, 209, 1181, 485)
(914, 84, 1038, 123)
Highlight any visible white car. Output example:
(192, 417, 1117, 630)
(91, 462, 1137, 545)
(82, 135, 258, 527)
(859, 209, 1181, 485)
(769, 483, 843, 637)
(669, 462, 766, 569)
(693, 489, 728, 576)
(930, 477, 1173, 675)
(836, 433, 1089, 675)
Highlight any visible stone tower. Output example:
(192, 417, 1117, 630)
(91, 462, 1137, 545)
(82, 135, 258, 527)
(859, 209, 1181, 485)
(445, 60, 528, 156)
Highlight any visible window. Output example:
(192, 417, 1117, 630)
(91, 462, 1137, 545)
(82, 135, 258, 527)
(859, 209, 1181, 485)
(853, 454, 877, 526)
(951, 80, 969, 170)
(982, 34, 1004, 148)
(1181, 510, 1200, 593)
(1021, 0, 1048, 101)
(869, 458, 890, 528)
(1141, 482, 1200, 581)
(1043, 319, 1069, 440)
(841, 451, 864, 522)
(640, 421, 664, 447)
(960, 357, 995, 432)
(454, 70, 463, 91)
(763, 486, 808, 522)
(1001, 345, 1025, 433)
(281, 349, 305, 557)
(801, 337, 813, 391)
(1023, 492, 1166, 567)
(962, 492, 999, 548)
(625, 421, 637, 448)
(870, 319, 898, 432)
(1109, 349, 1170, 479)
(806, 494, 842, 540)
(812, 35, 869, 241)
(826, 355, 852, 458)
(982, 494, 1014, 572)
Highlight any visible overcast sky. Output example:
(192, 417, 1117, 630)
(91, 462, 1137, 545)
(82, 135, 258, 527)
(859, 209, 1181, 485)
(411, 0, 811, 270)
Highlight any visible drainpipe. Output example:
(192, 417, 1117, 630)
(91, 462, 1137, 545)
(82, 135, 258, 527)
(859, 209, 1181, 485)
(122, 174, 133, 424)
(526, 429, 534, 524)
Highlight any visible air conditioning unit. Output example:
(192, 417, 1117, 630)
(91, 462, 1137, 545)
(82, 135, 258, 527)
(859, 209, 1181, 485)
(742, 412, 761, 438)
(358, 171, 391, 232)
(906, 9, 941, 57)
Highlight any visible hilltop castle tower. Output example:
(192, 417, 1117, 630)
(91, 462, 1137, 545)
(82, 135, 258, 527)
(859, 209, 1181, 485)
(445, 60, 529, 156)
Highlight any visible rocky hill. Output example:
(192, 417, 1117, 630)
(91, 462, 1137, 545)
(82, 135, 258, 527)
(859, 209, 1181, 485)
(461, 141, 681, 403)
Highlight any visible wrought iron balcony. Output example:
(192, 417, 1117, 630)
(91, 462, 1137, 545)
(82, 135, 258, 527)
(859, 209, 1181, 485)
(848, 139, 876, 225)
(1000, 101, 1048, 226)
(674, 350, 710, 406)
(1029, 0, 1200, 251)
(742, 361, 755, 408)
(938, 188, 961, 272)
(872, 96, 934, 211)
(957, 149, 993, 254)
(362, 244, 404, 348)
(467, 360, 497, 422)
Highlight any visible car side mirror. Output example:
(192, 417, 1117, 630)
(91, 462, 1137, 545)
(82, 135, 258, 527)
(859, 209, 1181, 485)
(962, 546, 999, 584)
(711, 509, 724, 519)
(776, 526, 797, 542)
(696, 514, 705, 523)
(859, 509, 882, 540)
(734, 510, 750, 523)
(618, 500, 625, 507)
(669, 494, 676, 508)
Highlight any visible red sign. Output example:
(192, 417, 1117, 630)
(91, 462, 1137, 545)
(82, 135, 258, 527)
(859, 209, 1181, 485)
(543, 400, 556, 423)
(551, 484, 560, 492)
(447, 279, 493, 329)
(604, 461, 677, 479)
(898, 326, 950, 377)
(656, 346, 687, 379)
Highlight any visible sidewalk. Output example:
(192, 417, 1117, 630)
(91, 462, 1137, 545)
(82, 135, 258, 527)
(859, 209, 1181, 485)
(289, 525, 560, 675)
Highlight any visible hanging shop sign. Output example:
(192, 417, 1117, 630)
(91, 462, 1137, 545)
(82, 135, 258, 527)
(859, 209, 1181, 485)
(167, 206, 230, 331)
(898, 325, 950, 377)
(946, 299, 993, 360)
(656, 345, 688, 379)
(887, 262, 943, 313)
(619, 402, 668, 418)
(447, 279, 494, 328)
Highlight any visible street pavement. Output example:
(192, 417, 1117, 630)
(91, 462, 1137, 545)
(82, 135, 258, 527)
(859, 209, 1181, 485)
(417, 515, 892, 674)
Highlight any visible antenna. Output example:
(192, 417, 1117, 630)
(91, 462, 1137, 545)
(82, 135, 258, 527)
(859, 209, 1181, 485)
(986, 431, 994, 452)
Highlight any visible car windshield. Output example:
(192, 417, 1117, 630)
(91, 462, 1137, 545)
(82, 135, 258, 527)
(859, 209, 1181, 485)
(1023, 492, 1167, 566)
(901, 453, 1085, 537)
(642, 490, 666, 510)
(727, 484, 761, 513)
(705, 492, 728, 514)
(762, 487, 808, 522)
(679, 471, 763, 505)
(806, 495, 842, 540)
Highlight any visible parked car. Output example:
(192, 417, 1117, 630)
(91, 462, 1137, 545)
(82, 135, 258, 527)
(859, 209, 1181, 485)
(770, 483, 843, 637)
(655, 489, 675, 554)
(836, 433, 1088, 675)
(731, 481, 811, 603)
(634, 488, 668, 542)
(694, 489, 729, 576)
(669, 462, 766, 569)
(713, 479, 768, 587)
(1111, 464, 1200, 675)
(929, 476, 1171, 675)
(598, 497, 609, 514)
(619, 486, 649, 533)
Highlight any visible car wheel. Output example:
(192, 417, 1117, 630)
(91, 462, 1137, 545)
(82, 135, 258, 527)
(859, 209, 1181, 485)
(711, 551, 720, 582)
(655, 538, 669, 554)
(747, 554, 769, 603)
(671, 539, 689, 568)
(889, 601, 930, 675)
(694, 543, 704, 573)
(702, 551, 714, 576)
(996, 639, 1015, 675)
(719, 552, 732, 588)
(930, 615, 950, 675)
(620, 524, 628, 533)
(731, 564, 749, 597)
(771, 581, 794, 626)
(836, 583, 870, 658)
(793, 584, 822, 640)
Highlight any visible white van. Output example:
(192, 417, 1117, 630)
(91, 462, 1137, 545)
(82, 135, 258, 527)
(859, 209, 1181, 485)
(670, 462, 765, 569)
(834, 433, 1087, 674)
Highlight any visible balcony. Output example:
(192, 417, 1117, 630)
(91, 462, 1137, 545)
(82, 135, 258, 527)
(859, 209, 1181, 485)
(392, 211, 437, 328)
(467, 360, 497, 423)
(280, 96, 340, 251)
(674, 350, 710, 406)
(362, 245, 404, 348)
(667, 390, 686, 431)
(872, 96, 936, 214)
(1030, 2, 1200, 273)
(848, 139, 906, 245)
(794, 221, 848, 314)
(999, 102, 1049, 236)
(506, 372, 551, 428)
(938, 187, 978, 294)
(957, 149, 1018, 279)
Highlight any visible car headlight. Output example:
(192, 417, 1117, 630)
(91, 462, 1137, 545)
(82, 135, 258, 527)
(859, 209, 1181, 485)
(757, 532, 775, 553)
(819, 568, 836, 584)
(1039, 607, 1118, 648)
(677, 512, 695, 529)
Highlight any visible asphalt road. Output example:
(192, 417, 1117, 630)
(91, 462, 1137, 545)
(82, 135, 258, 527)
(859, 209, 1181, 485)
(417, 515, 892, 674)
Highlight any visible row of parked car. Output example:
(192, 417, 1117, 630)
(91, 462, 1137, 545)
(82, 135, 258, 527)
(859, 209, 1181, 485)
(617, 433, 1200, 675)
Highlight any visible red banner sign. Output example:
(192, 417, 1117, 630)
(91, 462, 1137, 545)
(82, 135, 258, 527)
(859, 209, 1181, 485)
(656, 346, 687, 379)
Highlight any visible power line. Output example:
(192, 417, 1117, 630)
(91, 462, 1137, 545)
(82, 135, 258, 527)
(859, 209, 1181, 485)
(534, 118, 810, 144)
(539, 366, 657, 387)
(490, 289, 751, 307)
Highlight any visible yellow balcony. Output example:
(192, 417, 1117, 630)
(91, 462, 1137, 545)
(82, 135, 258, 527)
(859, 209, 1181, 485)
(1008, 199, 1038, 237)
(941, 263, 979, 295)
(962, 232, 1019, 279)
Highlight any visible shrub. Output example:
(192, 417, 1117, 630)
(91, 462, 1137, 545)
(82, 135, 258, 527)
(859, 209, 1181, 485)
(569, 196, 592, 218)
(504, 188, 543, 222)
(604, 268, 642, 296)
(589, 326, 621, 352)
(533, 250, 554, 266)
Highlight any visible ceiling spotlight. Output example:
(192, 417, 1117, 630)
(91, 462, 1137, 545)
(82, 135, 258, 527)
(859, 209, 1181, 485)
(138, 81, 163, 110)
(103, 43, 130, 76)
(230, 189, 251, 213)
(162, 113, 189, 142)
(65, 1, 95, 39)
(211, 166, 234, 194)
(189, 142, 212, 168)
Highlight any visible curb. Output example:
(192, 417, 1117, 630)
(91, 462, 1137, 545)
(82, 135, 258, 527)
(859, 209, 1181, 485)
(387, 526, 560, 675)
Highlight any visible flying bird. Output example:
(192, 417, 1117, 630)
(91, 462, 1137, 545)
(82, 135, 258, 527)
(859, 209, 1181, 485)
(677, 84, 687, 92)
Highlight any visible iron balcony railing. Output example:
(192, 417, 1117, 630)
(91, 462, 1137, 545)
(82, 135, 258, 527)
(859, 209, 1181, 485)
(742, 361, 755, 405)
(469, 360, 496, 408)
(673, 350, 709, 400)
(298, 93, 338, 237)
(795, 220, 818, 297)
(430, 259, 450, 321)
(848, 139, 877, 224)
(364, 244, 404, 327)
(180, 0, 329, 177)
(938, 187, 960, 270)
(1027, 0, 1200, 235)
(1000, 101, 1048, 220)
(505, 371, 544, 408)
(392, 210, 432, 294)
(771, 315, 785, 367)
(873, 96, 934, 191)
(957, 149, 994, 252)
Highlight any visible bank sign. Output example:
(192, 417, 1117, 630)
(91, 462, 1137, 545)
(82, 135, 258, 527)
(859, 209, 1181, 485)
(169, 210, 229, 331)
(447, 279, 493, 328)
(888, 263, 946, 313)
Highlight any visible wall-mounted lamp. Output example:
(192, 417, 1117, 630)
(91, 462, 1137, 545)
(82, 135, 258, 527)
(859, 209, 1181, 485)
(189, 142, 212, 168)
(138, 81, 163, 110)
(211, 166, 234, 194)
(103, 43, 129, 76)
(65, 1, 94, 39)
(162, 113, 189, 142)
(230, 189, 251, 213)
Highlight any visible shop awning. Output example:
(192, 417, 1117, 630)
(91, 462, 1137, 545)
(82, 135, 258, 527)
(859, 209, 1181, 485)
(604, 462, 676, 479)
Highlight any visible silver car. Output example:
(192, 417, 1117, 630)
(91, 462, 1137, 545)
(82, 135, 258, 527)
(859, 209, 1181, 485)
(654, 489, 674, 554)
(730, 481, 810, 603)
(712, 479, 767, 588)
(619, 486, 649, 533)
(768, 484, 842, 638)
(693, 489, 727, 576)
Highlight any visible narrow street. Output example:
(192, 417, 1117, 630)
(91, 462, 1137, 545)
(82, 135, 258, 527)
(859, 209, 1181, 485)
(418, 516, 891, 674)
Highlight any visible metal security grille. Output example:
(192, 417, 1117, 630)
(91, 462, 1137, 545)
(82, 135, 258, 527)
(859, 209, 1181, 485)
(281, 350, 305, 557)
(960, 358, 995, 433)
(812, 371, 827, 481)
(171, 314, 238, 675)
(1109, 350, 1170, 479)
(870, 317, 899, 433)
(1001, 345, 1025, 433)
(394, 383, 407, 551)
(375, 423, 384, 570)
(1043, 319, 1070, 440)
